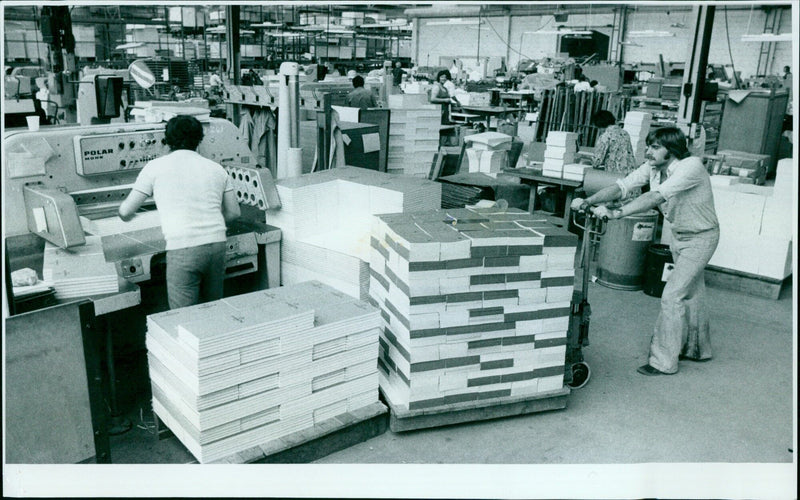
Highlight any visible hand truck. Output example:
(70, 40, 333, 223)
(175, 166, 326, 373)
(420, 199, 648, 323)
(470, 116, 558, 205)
(565, 209, 606, 389)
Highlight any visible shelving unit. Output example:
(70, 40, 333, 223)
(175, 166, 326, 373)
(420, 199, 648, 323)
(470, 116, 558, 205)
(699, 100, 724, 155)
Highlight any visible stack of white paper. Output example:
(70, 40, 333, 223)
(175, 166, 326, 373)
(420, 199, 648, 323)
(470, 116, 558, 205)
(464, 132, 513, 174)
(267, 167, 441, 301)
(42, 236, 119, 299)
(543, 132, 579, 178)
(147, 280, 381, 463)
(623, 111, 652, 164)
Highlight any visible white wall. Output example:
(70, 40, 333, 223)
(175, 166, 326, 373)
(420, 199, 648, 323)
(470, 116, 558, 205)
(414, 6, 795, 80)
(509, 13, 617, 67)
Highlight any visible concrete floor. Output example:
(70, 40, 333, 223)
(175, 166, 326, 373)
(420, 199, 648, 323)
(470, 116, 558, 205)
(107, 271, 795, 467)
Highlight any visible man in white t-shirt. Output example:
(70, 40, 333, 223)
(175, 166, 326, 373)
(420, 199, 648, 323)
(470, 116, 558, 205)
(118, 115, 241, 309)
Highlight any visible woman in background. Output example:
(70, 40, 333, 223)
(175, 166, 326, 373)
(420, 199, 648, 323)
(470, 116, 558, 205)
(591, 110, 638, 174)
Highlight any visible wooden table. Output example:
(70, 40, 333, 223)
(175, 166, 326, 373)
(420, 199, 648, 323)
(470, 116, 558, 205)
(501, 167, 583, 226)
(459, 105, 523, 129)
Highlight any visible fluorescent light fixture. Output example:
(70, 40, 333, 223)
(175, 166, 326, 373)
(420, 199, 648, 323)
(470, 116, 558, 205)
(426, 18, 482, 26)
(206, 26, 226, 33)
(251, 22, 283, 28)
(116, 42, 145, 49)
(533, 29, 593, 35)
(619, 40, 643, 47)
(741, 33, 792, 42)
(628, 30, 675, 38)
(268, 32, 303, 38)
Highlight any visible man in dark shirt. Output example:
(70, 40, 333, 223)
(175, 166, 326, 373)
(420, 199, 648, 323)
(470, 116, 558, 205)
(347, 75, 377, 109)
(392, 61, 405, 86)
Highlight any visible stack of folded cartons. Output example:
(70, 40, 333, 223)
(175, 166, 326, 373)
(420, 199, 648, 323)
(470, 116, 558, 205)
(464, 132, 513, 175)
(387, 106, 442, 177)
(665, 159, 793, 282)
(42, 236, 119, 299)
(622, 111, 652, 164)
(713, 150, 770, 185)
(542, 132, 578, 178)
(562, 164, 592, 182)
(147, 280, 381, 463)
(368, 207, 578, 412)
(267, 167, 441, 300)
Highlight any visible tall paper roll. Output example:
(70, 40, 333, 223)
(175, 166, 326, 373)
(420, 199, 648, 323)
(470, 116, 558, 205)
(286, 147, 303, 178)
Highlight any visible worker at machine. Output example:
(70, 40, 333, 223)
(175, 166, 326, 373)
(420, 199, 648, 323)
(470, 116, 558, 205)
(118, 115, 241, 309)
(591, 110, 638, 174)
(347, 75, 377, 109)
(429, 69, 459, 124)
(571, 127, 719, 376)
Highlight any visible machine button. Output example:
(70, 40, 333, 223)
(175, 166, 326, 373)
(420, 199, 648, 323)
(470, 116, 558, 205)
(129, 141, 136, 148)
(120, 160, 127, 167)
(119, 142, 125, 150)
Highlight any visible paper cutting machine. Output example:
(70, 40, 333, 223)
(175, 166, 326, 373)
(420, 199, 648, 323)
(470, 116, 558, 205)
(4, 118, 283, 311)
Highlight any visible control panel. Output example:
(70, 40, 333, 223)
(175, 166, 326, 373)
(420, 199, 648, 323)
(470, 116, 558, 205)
(74, 130, 169, 176)
(224, 165, 281, 211)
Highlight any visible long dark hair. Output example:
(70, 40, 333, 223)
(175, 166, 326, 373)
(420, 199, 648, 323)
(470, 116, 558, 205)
(645, 127, 690, 160)
(436, 69, 451, 82)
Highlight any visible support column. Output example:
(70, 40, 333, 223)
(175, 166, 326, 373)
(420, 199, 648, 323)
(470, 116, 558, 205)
(677, 5, 715, 136)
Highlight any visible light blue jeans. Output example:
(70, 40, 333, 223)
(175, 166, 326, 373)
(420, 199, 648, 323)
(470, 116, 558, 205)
(648, 228, 720, 373)
(166, 241, 226, 310)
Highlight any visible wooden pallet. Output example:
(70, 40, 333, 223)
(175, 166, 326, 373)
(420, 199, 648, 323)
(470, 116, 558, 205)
(155, 401, 388, 464)
(705, 266, 791, 300)
(382, 388, 569, 433)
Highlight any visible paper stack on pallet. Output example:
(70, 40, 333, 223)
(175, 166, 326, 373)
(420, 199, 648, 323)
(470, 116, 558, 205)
(387, 106, 442, 177)
(464, 132, 512, 175)
(562, 163, 592, 182)
(368, 207, 578, 412)
(542, 132, 578, 178)
(623, 111, 652, 164)
(147, 280, 381, 463)
(267, 167, 441, 300)
(42, 236, 119, 299)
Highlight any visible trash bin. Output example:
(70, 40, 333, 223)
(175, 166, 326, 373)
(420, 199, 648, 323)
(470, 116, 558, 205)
(642, 244, 675, 298)
(596, 210, 658, 290)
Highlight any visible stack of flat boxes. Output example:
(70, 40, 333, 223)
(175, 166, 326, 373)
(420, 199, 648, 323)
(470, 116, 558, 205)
(623, 111, 652, 164)
(713, 150, 770, 185)
(267, 167, 441, 300)
(146, 281, 381, 463)
(42, 236, 120, 299)
(562, 164, 592, 182)
(542, 132, 578, 178)
(465, 132, 513, 175)
(368, 207, 578, 411)
(387, 106, 442, 177)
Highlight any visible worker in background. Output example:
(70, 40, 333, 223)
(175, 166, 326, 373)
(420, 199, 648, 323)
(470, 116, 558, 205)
(571, 127, 719, 376)
(574, 74, 592, 92)
(781, 65, 792, 86)
(118, 115, 241, 309)
(591, 110, 637, 174)
(392, 61, 405, 87)
(317, 59, 329, 81)
(430, 69, 459, 124)
(450, 59, 461, 85)
(347, 75, 376, 109)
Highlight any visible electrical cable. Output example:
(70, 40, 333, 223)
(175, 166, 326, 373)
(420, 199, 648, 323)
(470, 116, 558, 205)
(722, 7, 739, 88)
(481, 16, 554, 63)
